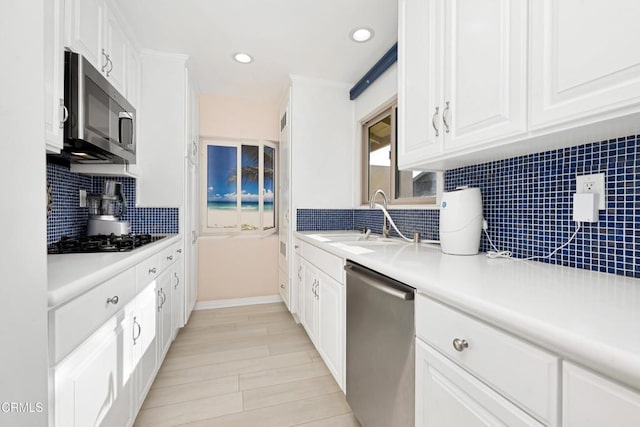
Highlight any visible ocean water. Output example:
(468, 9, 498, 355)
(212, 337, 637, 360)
(208, 201, 274, 211)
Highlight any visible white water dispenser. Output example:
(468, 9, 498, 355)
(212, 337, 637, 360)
(439, 187, 483, 255)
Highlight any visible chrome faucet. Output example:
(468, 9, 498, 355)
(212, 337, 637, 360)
(369, 189, 390, 238)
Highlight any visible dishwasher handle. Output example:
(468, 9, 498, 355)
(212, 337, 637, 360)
(345, 263, 415, 301)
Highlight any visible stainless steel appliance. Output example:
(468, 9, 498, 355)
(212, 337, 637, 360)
(63, 51, 136, 164)
(345, 262, 415, 427)
(87, 181, 130, 236)
(48, 234, 165, 254)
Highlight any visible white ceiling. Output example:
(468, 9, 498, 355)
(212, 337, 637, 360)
(112, 0, 398, 103)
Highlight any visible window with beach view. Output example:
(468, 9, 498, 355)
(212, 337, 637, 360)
(205, 140, 276, 233)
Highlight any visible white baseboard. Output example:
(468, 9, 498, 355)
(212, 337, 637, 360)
(194, 294, 283, 310)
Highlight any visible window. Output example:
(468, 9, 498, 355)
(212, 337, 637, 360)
(202, 139, 276, 234)
(362, 103, 439, 205)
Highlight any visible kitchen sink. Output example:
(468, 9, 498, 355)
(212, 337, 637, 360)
(307, 232, 376, 242)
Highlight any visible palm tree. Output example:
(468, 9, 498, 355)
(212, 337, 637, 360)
(227, 146, 274, 185)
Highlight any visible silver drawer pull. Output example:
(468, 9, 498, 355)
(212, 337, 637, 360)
(174, 272, 180, 289)
(132, 316, 141, 345)
(167, 255, 173, 261)
(106, 296, 119, 305)
(177, 249, 182, 253)
(453, 338, 469, 352)
(148, 267, 157, 274)
(280, 284, 285, 289)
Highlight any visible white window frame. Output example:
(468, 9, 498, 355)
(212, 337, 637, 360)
(200, 138, 277, 236)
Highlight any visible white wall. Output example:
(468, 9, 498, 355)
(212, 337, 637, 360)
(353, 63, 398, 206)
(0, 1, 49, 425)
(290, 76, 356, 209)
(197, 94, 280, 302)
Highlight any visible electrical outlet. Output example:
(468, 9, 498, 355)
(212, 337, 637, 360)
(575, 173, 605, 210)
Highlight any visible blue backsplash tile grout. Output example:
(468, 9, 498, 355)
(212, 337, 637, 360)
(47, 162, 178, 244)
(298, 134, 640, 279)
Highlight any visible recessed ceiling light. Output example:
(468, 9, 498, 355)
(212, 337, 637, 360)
(350, 27, 374, 43)
(233, 52, 253, 64)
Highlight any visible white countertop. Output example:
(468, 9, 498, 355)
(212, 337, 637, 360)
(296, 231, 640, 391)
(47, 234, 180, 309)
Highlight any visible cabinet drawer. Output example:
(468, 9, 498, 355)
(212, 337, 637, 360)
(50, 268, 136, 364)
(136, 253, 161, 292)
(160, 243, 180, 271)
(416, 295, 559, 426)
(302, 243, 343, 283)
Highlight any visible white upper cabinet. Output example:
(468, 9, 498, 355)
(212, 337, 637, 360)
(64, 0, 130, 94)
(397, 0, 443, 164)
(65, 0, 105, 71)
(104, 6, 128, 94)
(530, 0, 640, 129)
(44, 0, 66, 153)
(443, 0, 527, 150)
(398, 0, 527, 169)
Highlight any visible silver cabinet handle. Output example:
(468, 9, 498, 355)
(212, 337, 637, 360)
(174, 272, 180, 290)
(101, 49, 109, 72)
(443, 101, 451, 134)
(432, 106, 440, 137)
(161, 288, 167, 307)
(106, 296, 119, 305)
(132, 316, 141, 345)
(280, 283, 285, 289)
(59, 99, 68, 129)
(176, 249, 182, 254)
(192, 230, 197, 244)
(452, 338, 469, 352)
(148, 267, 157, 275)
(192, 140, 197, 157)
(167, 255, 173, 261)
(106, 55, 114, 77)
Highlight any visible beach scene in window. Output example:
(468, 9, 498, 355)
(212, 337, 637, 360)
(207, 144, 274, 231)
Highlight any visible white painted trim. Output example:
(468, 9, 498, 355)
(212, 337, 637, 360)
(194, 295, 282, 310)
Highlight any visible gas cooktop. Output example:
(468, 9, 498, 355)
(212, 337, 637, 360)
(48, 234, 166, 254)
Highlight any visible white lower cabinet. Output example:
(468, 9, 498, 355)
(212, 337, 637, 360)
(301, 260, 319, 344)
(416, 338, 543, 427)
(156, 268, 173, 361)
(53, 239, 188, 426)
(317, 269, 344, 387)
(54, 314, 131, 427)
(563, 361, 640, 427)
(415, 294, 559, 426)
(297, 241, 345, 391)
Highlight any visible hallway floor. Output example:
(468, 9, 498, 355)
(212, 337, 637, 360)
(134, 302, 359, 426)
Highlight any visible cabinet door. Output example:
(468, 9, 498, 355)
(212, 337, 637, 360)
(134, 284, 158, 411)
(65, 0, 105, 71)
(104, 7, 127, 94)
(317, 270, 344, 389)
(44, 0, 65, 153)
(302, 260, 317, 343)
(530, 0, 640, 129)
(397, 0, 444, 169)
(563, 362, 640, 427)
(171, 261, 185, 337)
(55, 319, 131, 427)
(157, 270, 173, 360)
(443, 0, 527, 150)
(416, 339, 544, 427)
(279, 266, 290, 309)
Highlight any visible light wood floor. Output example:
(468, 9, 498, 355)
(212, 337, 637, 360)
(133, 302, 360, 427)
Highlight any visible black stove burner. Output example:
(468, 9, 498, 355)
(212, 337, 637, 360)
(48, 234, 166, 254)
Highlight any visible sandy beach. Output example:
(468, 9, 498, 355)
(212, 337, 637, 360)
(207, 208, 275, 231)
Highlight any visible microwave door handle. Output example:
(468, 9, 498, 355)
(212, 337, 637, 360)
(119, 112, 134, 149)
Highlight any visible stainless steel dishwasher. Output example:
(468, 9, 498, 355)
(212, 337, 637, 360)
(345, 261, 415, 427)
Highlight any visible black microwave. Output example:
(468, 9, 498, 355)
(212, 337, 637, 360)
(63, 51, 136, 164)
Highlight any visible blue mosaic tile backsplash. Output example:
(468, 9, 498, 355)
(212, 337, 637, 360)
(446, 135, 639, 278)
(47, 162, 179, 244)
(297, 134, 639, 278)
